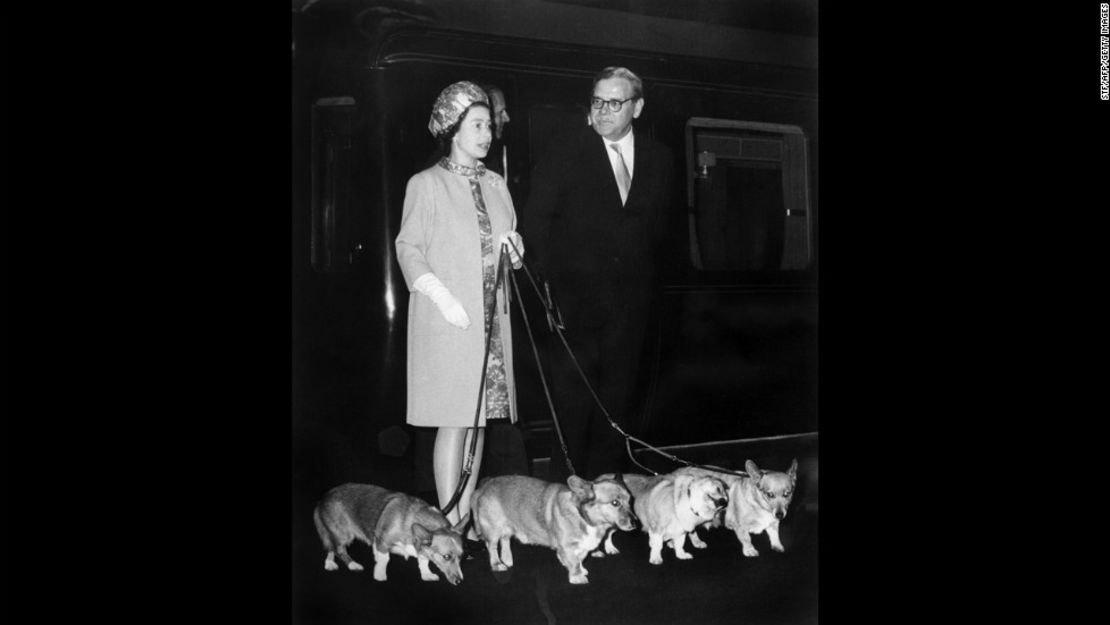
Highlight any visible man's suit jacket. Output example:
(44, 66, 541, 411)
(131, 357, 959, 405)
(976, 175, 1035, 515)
(521, 125, 674, 324)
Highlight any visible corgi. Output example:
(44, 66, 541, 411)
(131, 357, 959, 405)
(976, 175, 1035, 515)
(727, 459, 797, 556)
(621, 471, 728, 565)
(470, 474, 637, 584)
(313, 483, 466, 585)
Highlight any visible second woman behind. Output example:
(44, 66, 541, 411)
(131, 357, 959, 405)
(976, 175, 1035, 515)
(395, 81, 524, 525)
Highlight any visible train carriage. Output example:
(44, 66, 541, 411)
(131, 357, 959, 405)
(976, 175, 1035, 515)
(292, 0, 818, 484)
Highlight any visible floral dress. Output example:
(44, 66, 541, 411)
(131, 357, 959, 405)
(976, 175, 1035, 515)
(438, 157, 510, 421)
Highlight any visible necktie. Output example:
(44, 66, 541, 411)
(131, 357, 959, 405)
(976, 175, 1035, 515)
(610, 143, 631, 205)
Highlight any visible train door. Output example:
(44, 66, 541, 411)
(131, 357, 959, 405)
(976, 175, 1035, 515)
(638, 117, 818, 447)
(686, 118, 812, 272)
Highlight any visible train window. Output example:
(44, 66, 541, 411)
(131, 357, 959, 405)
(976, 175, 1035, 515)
(685, 118, 811, 271)
(310, 97, 356, 273)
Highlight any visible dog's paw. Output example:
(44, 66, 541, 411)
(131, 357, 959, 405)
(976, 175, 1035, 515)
(741, 545, 760, 557)
(690, 537, 707, 549)
(675, 551, 693, 560)
(324, 560, 338, 571)
(347, 561, 365, 571)
(372, 570, 387, 581)
(590, 550, 606, 558)
(569, 574, 589, 584)
(491, 562, 509, 572)
(420, 572, 440, 582)
(771, 543, 785, 553)
(649, 556, 663, 565)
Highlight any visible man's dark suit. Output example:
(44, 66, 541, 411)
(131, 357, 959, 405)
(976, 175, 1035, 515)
(521, 124, 674, 482)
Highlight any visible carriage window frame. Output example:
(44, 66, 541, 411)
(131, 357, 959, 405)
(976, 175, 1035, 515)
(310, 96, 357, 273)
(684, 118, 812, 273)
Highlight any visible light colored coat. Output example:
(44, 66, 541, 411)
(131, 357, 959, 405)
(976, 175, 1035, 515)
(395, 164, 518, 427)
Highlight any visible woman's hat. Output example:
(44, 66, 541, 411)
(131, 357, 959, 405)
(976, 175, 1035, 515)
(428, 81, 489, 138)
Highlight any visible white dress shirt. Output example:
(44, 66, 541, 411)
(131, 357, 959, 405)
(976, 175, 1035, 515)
(604, 131, 635, 182)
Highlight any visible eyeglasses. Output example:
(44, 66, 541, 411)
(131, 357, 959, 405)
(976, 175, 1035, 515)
(590, 97, 635, 112)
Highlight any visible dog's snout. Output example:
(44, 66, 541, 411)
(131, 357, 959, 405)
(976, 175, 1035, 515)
(714, 498, 728, 509)
(775, 509, 785, 520)
(620, 506, 639, 530)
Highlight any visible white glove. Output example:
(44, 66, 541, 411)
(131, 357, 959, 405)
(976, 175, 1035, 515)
(498, 231, 524, 268)
(413, 273, 471, 329)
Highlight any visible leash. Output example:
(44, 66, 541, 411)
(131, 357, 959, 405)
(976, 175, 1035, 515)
(437, 233, 762, 517)
(509, 266, 576, 478)
(505, 239, 751, 480)
(439, 245, 510, 516)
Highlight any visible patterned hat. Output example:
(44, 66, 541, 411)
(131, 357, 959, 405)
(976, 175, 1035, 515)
(428, 81, 489, 138)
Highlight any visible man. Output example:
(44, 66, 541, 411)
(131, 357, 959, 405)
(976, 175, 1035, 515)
(521, 66, 674, 482)
(481, 84, 512, 179)
(487, 85, 511, 143)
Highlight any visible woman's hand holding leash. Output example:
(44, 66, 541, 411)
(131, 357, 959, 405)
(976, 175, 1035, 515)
(499, 231, 524, 269)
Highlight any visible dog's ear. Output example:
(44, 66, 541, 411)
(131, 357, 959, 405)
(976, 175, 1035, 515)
(788, 458, 798, 482)
(595, 472, 628, 489)
(567, 475, 594, 501)
(672, 472, 694, 505)
(412, 523, 433, 546)
(450, 512, 470, 535)
(745, 459, 762, 480)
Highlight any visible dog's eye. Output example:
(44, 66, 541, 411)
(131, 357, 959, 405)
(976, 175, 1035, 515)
(783, 490, 791, 497)
(611, 499, 620, 507)
(443, 554, 453, 561)
(765, 491, 775, 499)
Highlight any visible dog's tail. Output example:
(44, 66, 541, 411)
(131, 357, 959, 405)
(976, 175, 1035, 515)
(459, 509, 484, 542)
(452, 510, 478, 539)
(312, 504, 334, 552)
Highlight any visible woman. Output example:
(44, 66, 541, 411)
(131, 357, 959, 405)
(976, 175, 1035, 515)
(395, 81, 524, 524)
